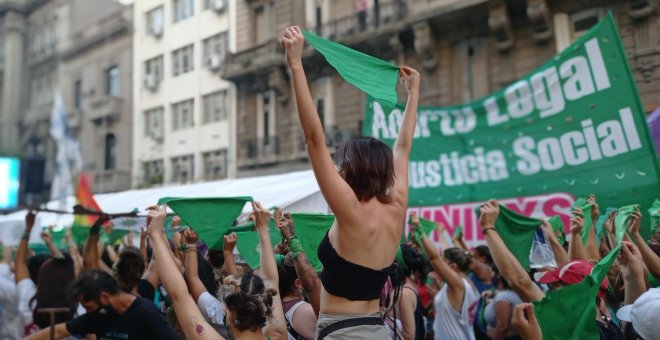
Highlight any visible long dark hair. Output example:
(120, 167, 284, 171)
(30, 255, 77, 328)
(336, 137, 394, 203)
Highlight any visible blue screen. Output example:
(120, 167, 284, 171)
(0, 157, 20, 209)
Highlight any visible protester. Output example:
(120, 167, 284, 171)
(146, 202, 287, 340)
(283, 24, 420, 339)
(25, 269, 178, 339)
(387, 243, 426, 340)
(412, 214, 480, 340)
(483, 267, 523, 340)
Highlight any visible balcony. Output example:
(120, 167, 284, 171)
(93, 169, 131, 193)
(239, 136, 279, 167)
(89, 96, 123, 124)
(221, 39, 282, 81)
(319, 0, 408, 42)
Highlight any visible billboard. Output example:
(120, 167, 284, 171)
(0, 157, 21, 209)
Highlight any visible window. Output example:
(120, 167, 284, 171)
(554, 9, 605, 52)
(143, 160, 164, 185)
(203, 149, 227, 180)
(146, 6, 164, 36)
(202, 33, 228, 69)
(104, 133, 117, 170)
(144, 55, 164, 82)
(74, 80, 82, 109)
(172, 99, 194, 131)
(203, 91, 228, 123)
(171, 154, 194, 183)
(172, 44, 194, 76)
(106, 65, 120, 96)
(173, 0, 194, 23)
(257, 91, 275, 146)
(144, 107, 164, 140)
(263, 94, 270, 145)
(254, 5, 272, 44)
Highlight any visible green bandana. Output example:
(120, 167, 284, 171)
(474, 204, 541, 270)
(235, 229, 280, 269)
(407, 216, 436, 243)
(453, 225, 463, 239)
(157, 197, 252, 250)
(572, 197, 595, 245)
(534, 245, 621, 340)
(291, 213, 335, 272)
(594, 208, 617, 246)
(547, 216, 566, 246)
(649, 199, 660, 231)
(303, 30, 399, 111)
(614, 204, 639, 244)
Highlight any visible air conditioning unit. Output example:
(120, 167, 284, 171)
(332, 129, 353, 146)
(213, 0, 227, 13)
(150, 23, 163, 38)
(324, 131, 335, 148)
(207, 54, 222, 72)
(144, 73, 159, 92)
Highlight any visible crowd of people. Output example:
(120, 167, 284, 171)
(0, 26, 658, 340)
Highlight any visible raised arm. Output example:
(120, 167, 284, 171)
(628, 209, 660, 282)
(279, 212, 321, 316)
(140, 227, 149, 267)
(434, 221, 454, 250)
(541, 220, 569, 266)
(252, 202, 287, 340)
(223, 233, 239, 277)
(618, 241, 646, 305)
(16, 211, 36, 283)
(584, 195, 601, 261)
(82, 216, 108, 270)
(147, 204, 222, 340)
(42, 227, 64, 259)
(390, 66, 419, 206)
(479, 200, 545, 302)
(182, 229, 206, 301)
(282, 26, 359, 225)
(65, 229, 83, 277)
(568, 209, 587, 261)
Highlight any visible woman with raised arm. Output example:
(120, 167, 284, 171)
(282, 25, 419, 339)
(147, 202, 287, 340)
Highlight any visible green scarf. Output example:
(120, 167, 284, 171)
(547, 216, 566, 246)
(234, 229, 281, 269)
(572, 197, 595, 245)
(303, 30, 399, 111)
(291, 213, 335, 272)
(614, 204, 639, 244)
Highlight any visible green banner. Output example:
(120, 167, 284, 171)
(363, 14, 660, 244)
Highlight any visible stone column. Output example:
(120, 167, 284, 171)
(1, 10, 26, 151)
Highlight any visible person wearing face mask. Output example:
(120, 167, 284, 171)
(25, 270, 179, 340)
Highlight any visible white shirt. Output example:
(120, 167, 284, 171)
(0, 264, 22, 340)
(16, 278, 37, 334)
(433, 278, 479, 340)
(197, 291, 225, 326)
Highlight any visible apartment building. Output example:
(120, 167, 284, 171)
(0, 0, 133, 200)
(132, 0, 235, 188)
(222, 0, 660, 177)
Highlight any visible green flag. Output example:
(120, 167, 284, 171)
(572, 197, 594, 245)
(614, 204, 639, 244)
(453, 225, 463, 239)
(158, 197, 252, 250)
(534, 246, 621, 340)
(475, 204, 541, 270)
(235, 229, 280, 269)
(291, 213, 335, 272)
(594, 208, 617, 245)
(547, 216, 566, 246)
(407, 216, 437, 243)
(649, 199, 660, 231)
(303, 30, 399, 110)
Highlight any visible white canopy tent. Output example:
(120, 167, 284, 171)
(0, 170, 326, 245)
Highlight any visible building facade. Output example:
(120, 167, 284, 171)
(0, 0, 133, 201)
(132, 0, 236, 189)
(222, 0, 660, 177)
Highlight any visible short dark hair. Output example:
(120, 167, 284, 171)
(336, 137, 394, 203)
(27, 254, 50, 284)
(473, 245, 493, 265)
(444, 247, 472, 273)
(399, 244, 424, 277)
(206, 249, 225, 268)
(116, 247, 145, 291)
(277, 253, 297, 297)
(197, 251, 219, 297)
(69, 270, 121, 302)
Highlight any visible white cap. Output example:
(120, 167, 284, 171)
(616, 288, 660, 339)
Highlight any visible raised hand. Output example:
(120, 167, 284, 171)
(479, 200, 500, 229)
(278, 212, 296, 241)
(183, 228, 199, 244)
(25, 211, 36, 232)
(619, 241, 644, 278)
(570, 209, 584, 235)
(626, 208, 642, 235)
(399, 66, 420, 94)
(281, 26, 304, 67)
(223, 233, 237, 252)
(587, 194, 600, 222)
(511, 303, 542, 340)
(146, 204, 168, 236)
(251, 201, 271, 231)
(40, 230, 53, 244)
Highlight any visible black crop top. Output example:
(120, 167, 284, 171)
(318, 232, 395, 301)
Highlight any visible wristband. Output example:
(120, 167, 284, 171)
(21, 232, 30, 240)
(287, 237, 305, 259)
(482, 227, 497, 235)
